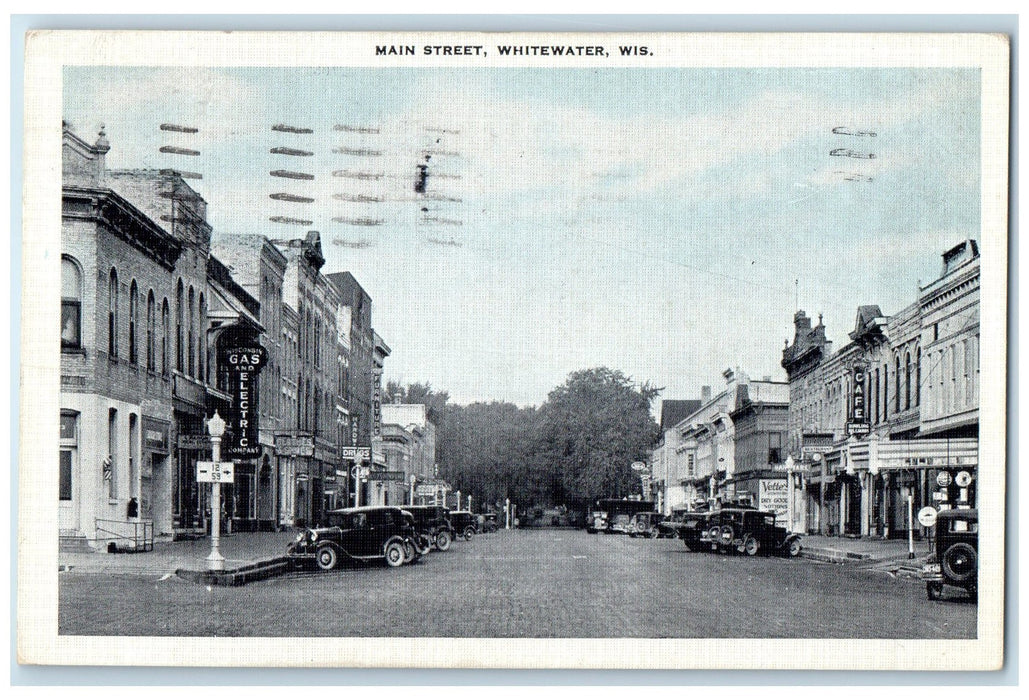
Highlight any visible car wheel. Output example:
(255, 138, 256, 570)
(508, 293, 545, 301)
(384, 540, 406, 567)
(435, 530, 453, 551)
(787, 538, 802, 558)
(942, 543, 977, 582)
(720, 525, 735, 549)
(414, 535, 432, 556)
(316, 545, 338, 571)
(926, 581, 943, 601)
(586, 528, 597, 534)
(463, 525, 476, 540)
(744, 536, 760, 556)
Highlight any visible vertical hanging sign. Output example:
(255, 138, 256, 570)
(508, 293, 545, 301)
(847, 365, 870, 436)
(371, 369, 383, 438)
(220, 345, 268, 458)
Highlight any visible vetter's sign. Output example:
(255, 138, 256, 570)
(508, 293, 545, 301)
(220, 345, 267, 458)
(758, 479, 789, 519)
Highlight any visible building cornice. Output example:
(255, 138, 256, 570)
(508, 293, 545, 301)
(63, 186, 182, 270)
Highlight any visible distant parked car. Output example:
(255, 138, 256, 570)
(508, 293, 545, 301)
(479, 512, 500, 533)
(403, 504, 456, 551)
(286, 506, 420, 569)
(922, 508, 977, 601)
(627, 512, 668, 538)
(708, 508, 802, 557)
(448, 510, 478, 540)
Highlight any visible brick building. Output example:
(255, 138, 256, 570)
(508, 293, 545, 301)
(272, 232, 341, 527)
(210, 233, 288, 530)
(782, 241, 980, 538)
(60, 124, 182, 545)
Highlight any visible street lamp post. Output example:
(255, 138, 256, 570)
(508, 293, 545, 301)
(206, 411, 227, 572)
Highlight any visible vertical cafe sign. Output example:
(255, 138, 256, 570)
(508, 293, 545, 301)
(848, 364, 869, 436)
(220, 344, 268, 458)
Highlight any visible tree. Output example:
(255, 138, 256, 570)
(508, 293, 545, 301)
(537, 367, 661, 504)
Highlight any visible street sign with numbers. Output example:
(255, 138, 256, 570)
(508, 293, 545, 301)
(197, 461, 235, 484)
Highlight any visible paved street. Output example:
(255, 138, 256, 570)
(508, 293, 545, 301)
(59, 529, 977, 638)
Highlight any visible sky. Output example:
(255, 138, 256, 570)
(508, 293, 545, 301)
(63, 65, 982, 408)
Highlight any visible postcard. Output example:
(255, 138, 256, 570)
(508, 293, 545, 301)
(19, 30, 1008, 670)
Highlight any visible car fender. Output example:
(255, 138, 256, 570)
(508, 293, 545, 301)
(316, 540, 347, 558)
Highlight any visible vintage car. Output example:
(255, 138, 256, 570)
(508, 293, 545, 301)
(706, 508, 802, 557)
(672, 511, 717, 551)
(922, 508, 978, 601)
(627, 512, 668, 538)
(402, 504, 456, 551)
(448, 510, 479, 540)
(479, 512, 500, 533)
(285, 506, 422, 569)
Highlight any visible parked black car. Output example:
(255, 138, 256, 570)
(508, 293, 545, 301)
(922, 508, 977, 601)
(449, 510, 478, 539)
(662, 511, 717, 551)
(286, 506, 420, 569)
(402, 504, 456, 551)
(707, 508, 802, 557)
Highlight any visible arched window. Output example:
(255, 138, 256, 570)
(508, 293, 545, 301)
(916, 348, 922, 406)
(905, 351, 912, 411)
(198, 292, 206, 382)
(314, 387, 321, 436)
(176, 280, 184, 372)
(187, 286, 196, 378)
(61, 257, 82, 349)
(108, 269, 119, 358)
(161, 299, 170, 376)
(129, 280, 139, 365)
(894, 355, 901, 413)
(882, 363, 889, 421)
(146, 291, 156, 372)
(873, 368, 880, 423)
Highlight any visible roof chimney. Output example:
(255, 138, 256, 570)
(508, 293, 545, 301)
(701, 385, 712, 402)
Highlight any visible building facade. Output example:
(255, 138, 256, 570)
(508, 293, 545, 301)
(211, 233, 288, 530)
(273, 232, 341, 527)
(782, 241, 980, 538)
(61, 125, 182, 545)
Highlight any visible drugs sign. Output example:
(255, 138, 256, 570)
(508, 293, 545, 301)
(341, 446, 371, 461)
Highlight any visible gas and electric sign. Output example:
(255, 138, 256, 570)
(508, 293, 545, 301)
(220, 345, 267, 458)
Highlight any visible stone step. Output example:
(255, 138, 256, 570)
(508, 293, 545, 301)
(59, 534, 95, 553)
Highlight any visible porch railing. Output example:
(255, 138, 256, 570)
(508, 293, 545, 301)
(95, 518, 154, 552)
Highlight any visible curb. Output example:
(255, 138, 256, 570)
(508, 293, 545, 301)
(175, 556, 292, 587)
(800, 547, 874, 564)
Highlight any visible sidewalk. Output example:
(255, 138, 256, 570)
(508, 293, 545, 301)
(59, 530, 299, 577)
(800, 533, 930, 577)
